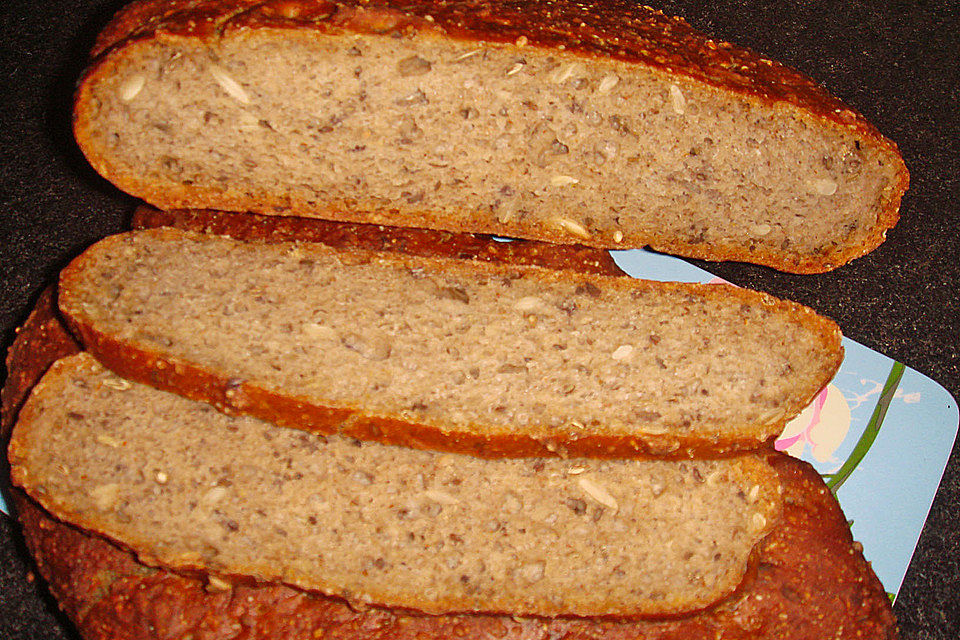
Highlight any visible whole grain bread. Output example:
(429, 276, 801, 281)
(10, 458, 899, 640)
(73, 0, 908, 273)
(10, 352, 782, 617)
(1, 219, 898, 639)
(58, 226, 844, 459)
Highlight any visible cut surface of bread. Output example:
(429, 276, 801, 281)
(74, 0, 908, 273)
(2, 219, 898, 639)
(9, 353, 782, 617)
(58, 228, 844, 458)
(10, 460, 899, 640)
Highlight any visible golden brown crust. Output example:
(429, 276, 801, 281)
(84, 0, 885, 129)
(0, 287, 78, 444)
(3, 213, 897, 638)
(75, 0, 909, 274)
(58, 218, 845, 459)
(131, 206, 626, 274)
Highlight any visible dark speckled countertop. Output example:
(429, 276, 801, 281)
(1, 1, 957, 638)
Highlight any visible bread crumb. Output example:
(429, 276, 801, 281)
(611, 344, 634, 361)
(424, 489, 460, 505)
(449, 49, 482, 63)
(669, 84, 686, 115)
(96, 434, 123, 448)
(209, 65, 251, 104)
(552, 217, 591, 240)
(550, 175, 579, 187)
(578, 477, 619, 513)
(118, 74, 145, 102)
(90, 483, 121, 510)
(597, 74, 619, 94)
(206, 575, 232, 592)
(513, 296, 544, 312)
(101, 377, 131, 391)
(552, 63, 582, 84)
(809, 178, 838, 195)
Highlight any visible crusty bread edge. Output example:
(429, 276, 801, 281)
(56, 226, 845, 460)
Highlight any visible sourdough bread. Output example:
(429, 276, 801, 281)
(74, 0, 908, 273)
(9, 352, 782, 617)
(58, 227, 844, 458)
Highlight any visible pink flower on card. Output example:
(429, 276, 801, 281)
(776, 385, 852, 462)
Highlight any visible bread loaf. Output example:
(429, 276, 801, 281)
(1, 218, 898, 639)
(58, 227, 844, 459)
(9, 352, 782, 617)
(74, 0, 908, 273)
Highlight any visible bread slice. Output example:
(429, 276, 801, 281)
(57, 227, 844, 458)
(9, 352, 782, 617)
(73, 0, 908, 273)
(10, 458, 899, 640)
(129, 204, 626, 275)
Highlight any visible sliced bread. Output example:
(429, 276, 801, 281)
(2, 222, 898, 639)
(58, 227, 844, 458)
(9, 352, 782, 617)
(74, 0, 908, 272)
(11, 457, 899, 639)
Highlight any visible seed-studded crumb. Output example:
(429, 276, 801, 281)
(57, 228, 843, 455)
(8, 353, 782, 617)
(75, 23, 905, 272)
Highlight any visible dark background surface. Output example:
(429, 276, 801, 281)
(0, 0, 957, 638)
